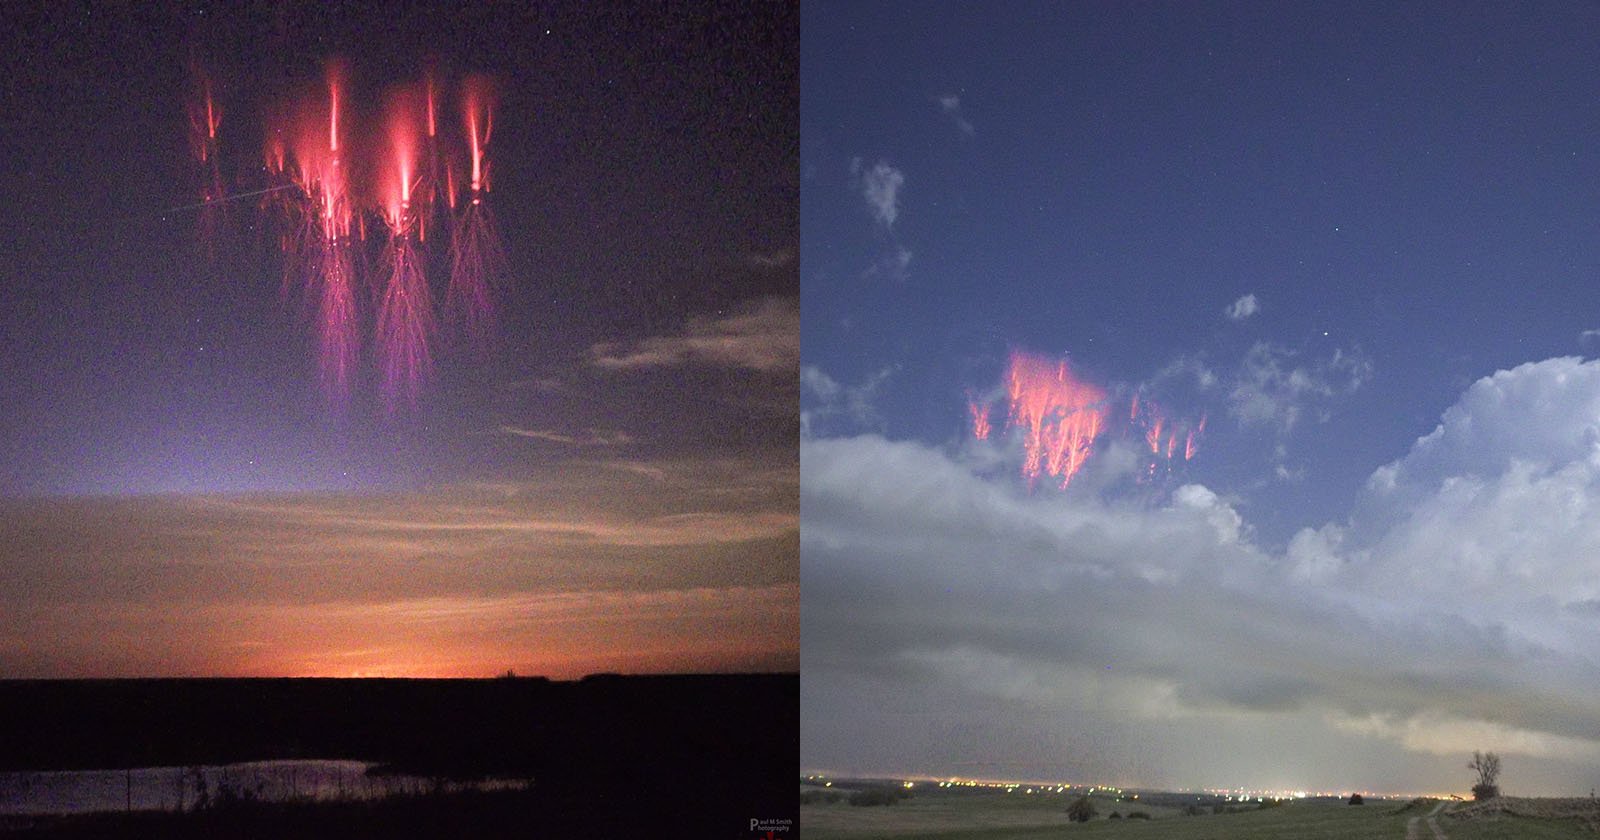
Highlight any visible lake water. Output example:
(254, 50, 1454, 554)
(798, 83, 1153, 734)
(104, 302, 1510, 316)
(0, 759, 530, 815)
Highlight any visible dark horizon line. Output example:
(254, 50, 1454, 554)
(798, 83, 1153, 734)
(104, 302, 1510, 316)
(0, 670, 799, 684)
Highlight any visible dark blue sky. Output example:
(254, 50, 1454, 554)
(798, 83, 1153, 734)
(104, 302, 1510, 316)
(803, 1, 1600, 543)
(803, 2, 1600, 794)
(0, 2, 796, 497)
(0, 2, 798, 679)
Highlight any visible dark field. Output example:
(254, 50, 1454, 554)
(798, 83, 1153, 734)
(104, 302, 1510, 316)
(0, 673, 796, 837)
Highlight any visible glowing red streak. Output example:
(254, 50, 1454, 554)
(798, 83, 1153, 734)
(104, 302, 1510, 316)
(265, 135, 286, 174)
(972, 358, 1210, 490)
(328, 74, 341, 154)
(1146, 414, 1165, 454)
(205, 84, 218, 140)
(969, 400, 991, 440)
(205, 59, 507, 412)
(426, 72, 437, 138)
(468, 111, 484, 193)
(1185, 413, 1207, 461)
(462, 75, 495, 194)
(186, 66, 222, 167)
(381, 87, 423, 232)
(1001, 351, 1107, 489)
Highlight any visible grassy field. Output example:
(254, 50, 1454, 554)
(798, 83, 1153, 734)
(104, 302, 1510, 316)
(805, 789, 1600, 840)
(1441, 797, 1600, 839)
(1445, 817, 1597, 839)
(804, 790, 1400, 840)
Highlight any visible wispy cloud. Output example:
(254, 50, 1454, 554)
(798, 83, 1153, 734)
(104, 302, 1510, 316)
(746, 249, 795, 270)
(1228, 341, 1371, 436)
(0, 454, 797, 678)
(851, 158, 905, 230)
(1225, 293, 1260, 321)
(1154, 354, 1218, 390)
(499, 426, 634, 447)
(938, 94, 975, 136)
(801, 364, 897, 437)
(863, 246, 912, 282)
(591, 296, 798, 373)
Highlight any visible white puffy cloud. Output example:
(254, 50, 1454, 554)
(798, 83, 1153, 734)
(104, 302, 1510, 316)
(1225, 293, 1260, 321)
(1331, 358, 1600, 621)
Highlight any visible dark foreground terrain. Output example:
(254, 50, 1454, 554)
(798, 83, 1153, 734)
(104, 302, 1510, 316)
(0, 673, 796, 837)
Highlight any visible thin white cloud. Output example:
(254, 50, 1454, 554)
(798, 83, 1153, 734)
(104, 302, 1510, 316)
(1228, 342, 1371, 435)
(1225, 293, 1260, 321)
(863, 245, 912, 282)
(746, 249, 794, 270)
(499, 426, 634, 447)
(0, 454, 798, 679)
(855, 159, 905, 229)
(938, 94, 975, 136)
(1154, 354, 1218, 390)
(591, 296, 798, 373)
(801, 364, 897, 437)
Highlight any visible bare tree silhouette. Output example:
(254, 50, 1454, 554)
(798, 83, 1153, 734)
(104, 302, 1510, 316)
(1468, 751, 1501, 800)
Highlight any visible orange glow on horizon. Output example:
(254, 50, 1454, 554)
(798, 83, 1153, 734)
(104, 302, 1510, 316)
(25, 582, 799, 680)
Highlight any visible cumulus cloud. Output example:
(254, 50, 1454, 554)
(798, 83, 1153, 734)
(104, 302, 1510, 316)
(1228, 342, 1372, 435)
(1328, 358, 1600, 626)
(1225, 293, 1260, 321)
(591, 296, 798, 373)
(804, 359, 1600, 790)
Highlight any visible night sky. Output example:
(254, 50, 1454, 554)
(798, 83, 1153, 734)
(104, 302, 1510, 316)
(803, 3, 1600, 795)
(0, 3, 797, 678)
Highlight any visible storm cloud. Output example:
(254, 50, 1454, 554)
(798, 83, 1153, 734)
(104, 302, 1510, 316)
(802, 357, 1600, 793)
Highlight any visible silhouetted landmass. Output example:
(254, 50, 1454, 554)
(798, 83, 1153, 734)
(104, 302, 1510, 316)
(0, 674, 796, 837)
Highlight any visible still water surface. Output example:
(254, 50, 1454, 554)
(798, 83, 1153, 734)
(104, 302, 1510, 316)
(0, 759, 528, 815)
